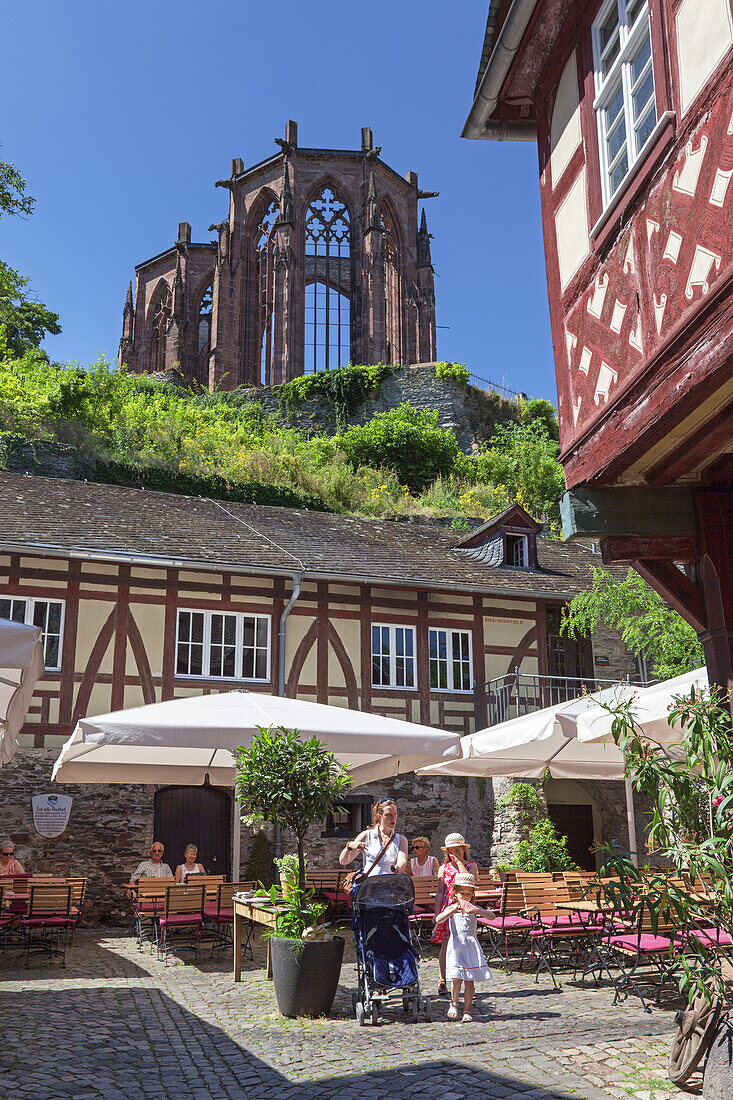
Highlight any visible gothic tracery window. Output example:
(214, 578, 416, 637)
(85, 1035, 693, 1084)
(382, 212, 402, 365)
(304, 187, 351, 373)
(253, 199, 279, 385)
(196, 282, 213, 383)
(149, 285, 171, 373)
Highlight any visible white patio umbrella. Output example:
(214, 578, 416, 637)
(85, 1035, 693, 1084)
(0, 618, 45, 766)
(52, 690, 461, 877)
(574, 667, 708, 746)
(418, 684, 690, 866)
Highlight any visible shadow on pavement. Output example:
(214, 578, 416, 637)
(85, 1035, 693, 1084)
(0, 987, 595, 1100)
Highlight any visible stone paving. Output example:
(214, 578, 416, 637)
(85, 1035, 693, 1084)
(0, 928, 699, 1100)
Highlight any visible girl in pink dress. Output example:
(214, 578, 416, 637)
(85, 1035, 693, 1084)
(431, 832, 479, 995)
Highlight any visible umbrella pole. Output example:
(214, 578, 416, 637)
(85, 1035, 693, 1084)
(232, 794, 242, 882)
(624, 778, 639, 868)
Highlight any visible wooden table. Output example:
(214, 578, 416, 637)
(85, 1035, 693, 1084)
(233, 898, 286, 982)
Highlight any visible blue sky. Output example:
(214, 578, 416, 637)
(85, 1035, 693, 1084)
(1, 1, 556, 401)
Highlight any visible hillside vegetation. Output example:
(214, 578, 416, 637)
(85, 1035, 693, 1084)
(0, 353, 565, 527)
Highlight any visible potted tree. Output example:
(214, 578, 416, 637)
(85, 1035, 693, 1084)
(233, 725, 351, 1018)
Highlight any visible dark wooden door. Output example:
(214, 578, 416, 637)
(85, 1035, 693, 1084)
(154, 786, 231, 875)
(547, 803, 596, 871)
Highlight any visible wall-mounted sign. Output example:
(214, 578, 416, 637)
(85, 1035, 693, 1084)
(485, 617, 526, 626)
(32, 794, 73, 838)
(595, 655, 610, 667)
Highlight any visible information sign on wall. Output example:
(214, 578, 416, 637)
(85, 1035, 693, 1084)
(32, 794, 73, 838)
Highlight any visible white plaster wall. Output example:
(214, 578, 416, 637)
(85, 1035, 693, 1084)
(551, 51, 582, 187)
(676, 0, 733, 116)
(555, 168, 590, 290)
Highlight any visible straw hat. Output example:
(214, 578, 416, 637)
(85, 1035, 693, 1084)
(442, 832, 470, 851)
(453, 872, 476, 890)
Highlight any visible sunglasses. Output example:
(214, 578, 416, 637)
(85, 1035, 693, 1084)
(152, 849, 164, 854)
(1, 851, 13, 856)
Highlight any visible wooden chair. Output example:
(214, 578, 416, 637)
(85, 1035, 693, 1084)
(408, 876, 440, 944)
(519, 880, 603, 988)
(18, 884, 74, 968)
(602, 901, 682, 1011)
(205, 881, 255, 958)
(134, 877, 175, 949)
(478, 881, 533, 970)
(305, 869, 350, 913)
(187, 874, 225, 904)
(157, 884, 205, 964)
(66, 878, 87, 942)
(0, 884, 11, 952)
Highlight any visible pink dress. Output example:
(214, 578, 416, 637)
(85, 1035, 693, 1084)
(431, 862, 459, 944)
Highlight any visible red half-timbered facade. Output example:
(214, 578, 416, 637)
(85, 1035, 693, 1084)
(465, 0, 733, 694)
(0, 475, 638, 912)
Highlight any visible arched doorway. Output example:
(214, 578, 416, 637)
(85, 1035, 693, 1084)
(154, 785, 231, 875)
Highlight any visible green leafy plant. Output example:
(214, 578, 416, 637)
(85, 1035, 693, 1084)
(562, 566, 704, 680)
(245, 830, 276, 888)
(497, 782, 545, 830)
(234, 725, 351, 909)
(277, 363, 397, 425)
(593, 687, 733, 1004)
(514, 818, 579, 872)
(264, 862, 328, 944)
(336, 403, 459, 492)
(435, 361, 469, 386)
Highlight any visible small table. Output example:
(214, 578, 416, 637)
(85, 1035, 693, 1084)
(233, 898, 286, 982)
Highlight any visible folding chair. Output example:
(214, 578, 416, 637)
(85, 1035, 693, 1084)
(0, 885, 11, 953)
(520, 880, 604, 989)
(158, 884, 205, 965)
(205, 882, 255, 959)
(408, 876, 440, 946)
(478, 882, 533, 971)
(67, 878, 87, 943)
(18, 884, 75, 967)
(134, 877, 174, 949)
(603, 901, 682, 1012)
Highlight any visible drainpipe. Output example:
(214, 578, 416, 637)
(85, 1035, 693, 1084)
(273, 571, 303, 858)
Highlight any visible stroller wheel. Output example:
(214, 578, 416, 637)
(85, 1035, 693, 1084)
(370, 1002, 379, 1026)
(411, 997, 419, 1022)
(351, 991, 357, 1014)
(424, 997, 432, 1023)
(355, 1001, 366, 1027)
(402, 992, 410, 1013)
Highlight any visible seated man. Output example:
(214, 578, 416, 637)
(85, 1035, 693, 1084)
(130, 842, 173, 884)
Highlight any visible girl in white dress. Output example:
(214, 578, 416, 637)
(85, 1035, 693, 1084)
(434, 871, 494, 1021)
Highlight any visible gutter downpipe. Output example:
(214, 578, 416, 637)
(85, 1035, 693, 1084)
(272, 571, 303, 859)
(462, 0, 540, 142)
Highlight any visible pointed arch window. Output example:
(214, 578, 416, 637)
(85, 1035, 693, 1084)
(196, 282, 213, 383)
(382, 211, 402, 365)
(304, 187, 351, 373)
(253, 199, 279, 385)
(149, 285, 171, 373)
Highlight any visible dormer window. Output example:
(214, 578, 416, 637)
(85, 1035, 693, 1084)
(452, 504, 541, 571)
(506, 533, 530, 569)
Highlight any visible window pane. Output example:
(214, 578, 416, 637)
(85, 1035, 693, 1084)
(599, 4, 620, 53)
(254, 650, 267, 680)
(607, 117, 627, 164)
(242, 649, 254, 679)
(47, 602, 62, 634)
(633, 68, 654, 121)
(45, 635, 59, 669)
(256, 618, 268, 647)
(0, 597, 26, 623)
(636, 104, 656, 150)
(626, 0, 644, 29)
(631, 34, 651, 85)
(32, 602, 48, 632)
(191, 614, 204, 644)
(605, 83, 625, 130)
(243, 619, 254, 648)
(610, 150, 629, 193)
(190, 644, 203, 677)
(178, 613, 190, 642)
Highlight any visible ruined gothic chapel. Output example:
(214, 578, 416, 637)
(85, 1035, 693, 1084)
(118, 123, 438, 389)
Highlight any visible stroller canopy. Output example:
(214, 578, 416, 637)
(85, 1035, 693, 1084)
(354, 874, 415, 908)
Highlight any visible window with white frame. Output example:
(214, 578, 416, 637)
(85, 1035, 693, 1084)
(175, 609, 270, 681)
(593, 0, 657, 204)
(0, 596, 65, 671)
(371, 624, 416, 689)
(429, 628, 472, 692)
(505, 533, 530, 568)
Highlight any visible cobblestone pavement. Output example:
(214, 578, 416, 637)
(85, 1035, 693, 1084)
(0, 929, 699, 1100)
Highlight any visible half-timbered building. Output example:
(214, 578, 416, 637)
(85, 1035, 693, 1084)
(0, 473, 639, 916)
(464, 0, 733, 695)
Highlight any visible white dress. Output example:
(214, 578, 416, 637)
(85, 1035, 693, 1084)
(446, 910, 492, 982)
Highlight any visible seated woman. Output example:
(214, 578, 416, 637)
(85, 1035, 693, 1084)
(408, 836, 439, 877)
(175, 844, 206, 883)
(338, 797, 408, 876)
(0, 841, 25, 875)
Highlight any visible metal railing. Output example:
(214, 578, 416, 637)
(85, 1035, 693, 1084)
(473, 669, 650, 729)
(466, 372, 521, 400)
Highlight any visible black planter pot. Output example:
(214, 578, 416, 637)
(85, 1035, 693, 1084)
(270, 935, 345, 1018)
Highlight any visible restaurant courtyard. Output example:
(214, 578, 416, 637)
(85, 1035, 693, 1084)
(0, 927, 690, 1100)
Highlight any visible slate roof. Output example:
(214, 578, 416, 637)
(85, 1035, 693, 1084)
(473, 0, 505, 95)
(0, 473, 600, 598)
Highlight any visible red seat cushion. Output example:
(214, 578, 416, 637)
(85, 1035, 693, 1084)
(136, 901, 164, 912)
(204, 903, 233, 922)
(19, 916, 73, 928)
(610, 933, 674, 954)
(687, 927, 733, 948)
(159, 913, 203, 927)
(540, 914, 578, 927)
(484, 915, 532, 930)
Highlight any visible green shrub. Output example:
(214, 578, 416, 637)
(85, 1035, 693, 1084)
(435, 361, 469, 386)
(277, 363, 397, 425)
(245, 830, 276, 887)
(514, 819, 579, 872)
(496, 782, 545, 830)
(335, 404, 459, 492)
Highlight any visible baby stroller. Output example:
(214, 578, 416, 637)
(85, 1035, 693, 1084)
(351, 873, 432, 1025)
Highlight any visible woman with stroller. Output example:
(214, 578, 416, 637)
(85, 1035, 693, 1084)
(431, 832, 479, 996)
(435, 871, 493, 1021)
(338, 797, 408, 875)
